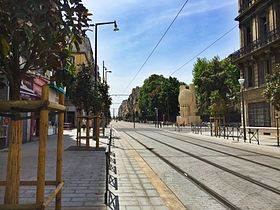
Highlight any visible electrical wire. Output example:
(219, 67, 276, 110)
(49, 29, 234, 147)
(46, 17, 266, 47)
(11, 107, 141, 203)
(170, 24, 238, 75)
(123, 0, 190, 93)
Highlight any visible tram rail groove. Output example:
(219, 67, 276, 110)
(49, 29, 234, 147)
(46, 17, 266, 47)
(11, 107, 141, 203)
(152, 131, 280, 172)
(123, 131, 241, 210)
(134, 131, 280, 196)
(164, 130, 280, 160)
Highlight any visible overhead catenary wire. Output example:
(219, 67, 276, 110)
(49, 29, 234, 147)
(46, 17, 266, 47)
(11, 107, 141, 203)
(115, 2, 240, 114)
(123, 0, 190, 93)
(170, 24, 238, 75)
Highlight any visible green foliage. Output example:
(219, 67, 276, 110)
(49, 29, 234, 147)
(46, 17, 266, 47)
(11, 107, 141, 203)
(193, 56, 240, 120)
(0, 0, 91, 99)
(52, 56, 77, 89)
(263, 64, 280, 111)
(70, 66, 111, 114)
(139, 74, 183, 121)
(209, 90, 226, 116)
(99, 82, 112, 113)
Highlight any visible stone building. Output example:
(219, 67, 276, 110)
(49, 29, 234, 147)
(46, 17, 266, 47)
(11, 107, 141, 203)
(118, 87, 140, 120)
(232, 0, 280, 132)
(64, 35, 96, 127)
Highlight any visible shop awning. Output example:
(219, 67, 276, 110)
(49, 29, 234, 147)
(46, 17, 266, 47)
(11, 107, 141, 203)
(48, 83, 66, 94)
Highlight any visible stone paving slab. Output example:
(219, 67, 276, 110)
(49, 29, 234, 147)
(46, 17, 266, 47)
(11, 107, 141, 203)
(107, 127, 185, 210)
(0, 129, 107, 209)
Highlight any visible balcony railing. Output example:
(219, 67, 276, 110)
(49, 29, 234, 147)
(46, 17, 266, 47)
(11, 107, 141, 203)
(232, 26, 280, 61)
(239, 0, 258, 14)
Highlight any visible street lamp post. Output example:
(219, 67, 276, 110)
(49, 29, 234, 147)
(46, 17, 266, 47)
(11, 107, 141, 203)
(94, 21, 119, 87)
(102, 61, 107, 84)
(94, 21, 119, 145)
(238, 78, 247, 141)
(154, 107, 159, 128)
(105, 70, 112, 83)
(133, 110, 135, 128)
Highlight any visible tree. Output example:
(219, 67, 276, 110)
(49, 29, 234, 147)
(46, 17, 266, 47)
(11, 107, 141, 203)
(0, 0, 91, 100)
(70, 66, 95, 114)
(139, 74, 183, 121)
(70, 66, 112, 115)
(192, 56, 240, 121)
(263, 64, 280, 111)
(209, 90, 226, 116)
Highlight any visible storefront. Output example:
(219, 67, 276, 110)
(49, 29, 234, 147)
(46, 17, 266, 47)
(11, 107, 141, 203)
(48, 83, 65, 135)
(32, 76, 49, 137)
(20, 81, 38, 143)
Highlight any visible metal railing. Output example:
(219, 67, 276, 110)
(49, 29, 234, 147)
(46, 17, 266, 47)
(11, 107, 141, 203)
(210, 125, 244, 141)
(191, 123, 261, 144)
(232, 26, 280, 61)
(239, 0, 256, 14)
(248, 128, 260, 145)
(104, 127, 112, 205)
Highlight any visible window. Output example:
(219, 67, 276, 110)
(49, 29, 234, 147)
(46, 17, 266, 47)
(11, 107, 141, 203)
(247, 66, 254, 87)
(241, 0, 253, 8)
(259, 14, 268, 39)
(277, 5, 280, 28)
(248, 102, 271, 126)
(244, 25, 252, 46)
(258, 58, 271, 85)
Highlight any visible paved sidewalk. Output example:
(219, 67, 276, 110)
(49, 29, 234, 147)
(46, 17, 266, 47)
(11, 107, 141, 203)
(106, 125, 185, 210)
(0, 129, 108, 210)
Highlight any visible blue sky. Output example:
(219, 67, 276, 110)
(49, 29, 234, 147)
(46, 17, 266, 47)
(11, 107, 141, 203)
(83, 0, 240, 116)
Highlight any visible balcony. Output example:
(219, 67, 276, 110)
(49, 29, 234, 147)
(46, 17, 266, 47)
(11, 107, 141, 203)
(239, 0, 255, 14)
(236, 0, 270, 21)
(232, 26, 280, 61)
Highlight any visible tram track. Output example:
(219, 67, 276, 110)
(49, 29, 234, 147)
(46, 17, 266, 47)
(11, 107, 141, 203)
(123, 131, 241, 210)
(164, 130, 280, 160)
(153, 131, 280, 172)
(132, 131, 280, 196)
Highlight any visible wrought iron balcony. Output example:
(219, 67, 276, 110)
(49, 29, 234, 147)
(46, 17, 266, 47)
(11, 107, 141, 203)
(232, 26, 280, 61)
(238, 0, 263, 14)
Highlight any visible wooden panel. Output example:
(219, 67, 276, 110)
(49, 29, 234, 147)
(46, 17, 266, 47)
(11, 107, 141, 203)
(86, 117, 90, 148)
(96, 112, 100, 148)
(0, 180, 56, 186)
(4, 120, 22, 204)
(0, 99, 66, 113)
(0, 100, 47, 112)
(36, 85, 49, 204)
(43, 182, 64, 209)
(55, 93, 64, 210)
(0, 204, 41, 210)
(48, 102, 66, 112)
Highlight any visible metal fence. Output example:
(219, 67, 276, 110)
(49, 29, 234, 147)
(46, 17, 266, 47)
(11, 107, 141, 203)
(189, 123, 261, 145)
(105, 127, 112, 204)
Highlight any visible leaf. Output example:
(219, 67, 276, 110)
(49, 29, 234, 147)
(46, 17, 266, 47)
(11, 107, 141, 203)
(0, 37, 11, 57)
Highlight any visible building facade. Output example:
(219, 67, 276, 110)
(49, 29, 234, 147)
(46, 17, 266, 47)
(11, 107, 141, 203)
(233, 0, 280, 130)
(65, 35, 96, 127)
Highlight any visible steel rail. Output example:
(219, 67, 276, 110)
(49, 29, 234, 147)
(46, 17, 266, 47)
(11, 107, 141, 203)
(153, 131, 280, 172)
(134, 131, 280, 196)
(168, 129, 280, 160)
(123, 131, 241, 210)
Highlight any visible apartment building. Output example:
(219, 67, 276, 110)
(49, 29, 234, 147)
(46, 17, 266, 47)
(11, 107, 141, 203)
(233, 0, 280, 130)
(64, 35, 97, 127)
